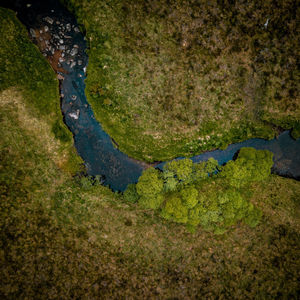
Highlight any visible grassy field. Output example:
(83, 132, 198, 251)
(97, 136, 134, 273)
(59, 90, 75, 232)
(1, 87, 300, 298)
(62, 0, 299, 161)
(1, 5, 300, 299)
(0, 7, 82, 174)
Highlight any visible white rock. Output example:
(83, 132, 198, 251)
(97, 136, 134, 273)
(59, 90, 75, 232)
(44, 17, 54, 24)
(70, 48, 78, 56)
(70, 61, 76, 68)
(69, 110, 80, 119)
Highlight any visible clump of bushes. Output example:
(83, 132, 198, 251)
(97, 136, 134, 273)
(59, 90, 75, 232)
(124, 147, 273, 234)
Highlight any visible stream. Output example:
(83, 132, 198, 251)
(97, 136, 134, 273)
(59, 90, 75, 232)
(4, 0, 300, 191)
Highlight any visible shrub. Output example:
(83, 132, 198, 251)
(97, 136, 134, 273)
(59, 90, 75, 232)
(139, 195, 164, 210)
(220, 148, 273, 187)
(161, 195, 189, 224)
(164, 158, 193, 183)
(136, 168, 164, 209)
(123, 183, 139, 203)
(180, 186, 198, 209)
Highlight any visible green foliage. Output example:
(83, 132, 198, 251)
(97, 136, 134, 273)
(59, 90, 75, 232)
(123, 183, 139, 203)
(79, 175, 102, 191)
(139, 194, 164, 210)
(131, 150, 270, 233)
(163, 170, 178, 192)
(136, 168, 164, 209)
(164, 158, 193, 182)
(180, 186, 198, 209)
(161, 195, 189, 224)
(291, 122, 300, 139)
(220, 148, 274, 188)
(52, 120, 72, 143)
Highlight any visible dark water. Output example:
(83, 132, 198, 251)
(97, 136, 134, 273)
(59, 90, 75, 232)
(3, 0, 300, 191)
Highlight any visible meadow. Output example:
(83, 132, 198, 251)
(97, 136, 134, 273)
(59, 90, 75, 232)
(0, 5, 299, 299)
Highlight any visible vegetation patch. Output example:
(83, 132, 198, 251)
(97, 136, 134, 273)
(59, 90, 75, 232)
(1, 4, 300, 299)
(0, 7, 82, 174)
(128, 148, 273, 233)
(62, 0, 299, 161)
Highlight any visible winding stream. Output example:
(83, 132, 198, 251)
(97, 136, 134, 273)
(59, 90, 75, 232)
(4, 0, 300, 191)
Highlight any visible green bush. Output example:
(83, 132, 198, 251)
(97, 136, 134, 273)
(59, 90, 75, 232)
(127, 150, 268, 233)
(220, 148, 274, 188)
(180, 186, 198, 209)
(164, 158, 194, 183)
(161, 195, 189, 224)
(123, 183, 139, 203)
(136, 168, 164, 209)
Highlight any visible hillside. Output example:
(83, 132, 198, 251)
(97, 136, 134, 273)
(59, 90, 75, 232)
(62, 0, 299, 161)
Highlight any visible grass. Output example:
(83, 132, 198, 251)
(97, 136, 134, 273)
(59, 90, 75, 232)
(62, 0, 299, 161)
(1, 5, 300, 299)
(0, 7, 82, 174)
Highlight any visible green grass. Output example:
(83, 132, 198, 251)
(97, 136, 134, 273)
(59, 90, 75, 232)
(1, 5, 300, 298)
(61, 0, 299, 161)
(0, 7, 82, 174)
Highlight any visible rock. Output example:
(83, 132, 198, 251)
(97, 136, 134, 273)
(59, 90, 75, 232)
(78, 60, 82, 65)
(61, 53, 65, 57)
(57, 74, 64, 80)
(30, 28, 36, 37)
(59, 39, 64, 44)
(56, 21, 60, 25)
(44, 26, 49, 32)
(69, 110, 80, 120)
(73, 44, 79, 48)
(70, 61, 76, 68)
(44, 16, 54, 24)
(43, 53, 47, 57)
(59, 45, 66, 50)
(39, 37, 43, 41)
(70, 48, 78, 56)
(26, 4, 31, 8)
(71, 95, 77, 100)
(66, 23, 71, 32)
(59, 57, 65, 63)
(39, 30, 43, 34)
(74, 27, 80, 33)
(51, 9, 54, 13)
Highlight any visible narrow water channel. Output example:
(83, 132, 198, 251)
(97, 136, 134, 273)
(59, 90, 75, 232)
(3, 0, 300, 191)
